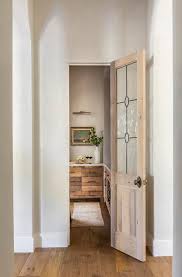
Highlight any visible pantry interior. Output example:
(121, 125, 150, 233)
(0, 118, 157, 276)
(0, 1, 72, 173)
(69, 65, 111, 233)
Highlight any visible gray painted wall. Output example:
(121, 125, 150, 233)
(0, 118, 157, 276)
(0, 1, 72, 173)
(173, 0, 182, 275)
(0, 1, 14, 276)
(69, 65, 111, 166)
(70, 66, 106, 162)
(103, 67, 111, 168)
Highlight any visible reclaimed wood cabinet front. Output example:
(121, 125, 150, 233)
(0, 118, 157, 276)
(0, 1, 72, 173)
(70, 166, 103, 199)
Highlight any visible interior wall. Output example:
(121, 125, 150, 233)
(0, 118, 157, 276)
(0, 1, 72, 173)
(13, 0, 34, 252)
(147, 0, 173, 256)
(0, 1, 14, 276)
(103, 67, 111, 168)
(34, 0, 147, 247)
(173, 0, 182, 275)
(12, 0, 173, 257)
(70, 66, 108, 163)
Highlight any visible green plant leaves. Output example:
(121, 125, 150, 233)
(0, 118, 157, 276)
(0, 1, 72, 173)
(90, 127, 103, 147)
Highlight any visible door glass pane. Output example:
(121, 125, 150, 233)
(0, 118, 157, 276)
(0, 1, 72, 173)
(127, 62, 137, 100)
(117, 139, 126, 174)
(117, 103, 126, 138)
(127, 100, 137, 137)
(117, 66, 126, 103)
(116, 62, 138, 176)
(127, 138, 137, 175)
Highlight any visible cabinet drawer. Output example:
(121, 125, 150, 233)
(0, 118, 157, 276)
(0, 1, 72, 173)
(70, 167, 82, 177)
(70, 191, 82, 197)
(81, 166, 103, 177)
(87, 191, 103, 196)
(70, 191, 103, 197)
(70, 185, 81, 192)
(70, 177, 81, 193)
(82, 185, 102, 192)
(70, 177, 81, 186)
(82, 177, 103, 186)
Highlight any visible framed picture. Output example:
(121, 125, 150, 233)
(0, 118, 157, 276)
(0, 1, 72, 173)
(71, 127, 93, 146)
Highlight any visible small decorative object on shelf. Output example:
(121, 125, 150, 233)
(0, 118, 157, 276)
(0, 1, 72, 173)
(90, 128, 103, 164)
(76, 155, 87, 164)
(86, 156, 93, 163)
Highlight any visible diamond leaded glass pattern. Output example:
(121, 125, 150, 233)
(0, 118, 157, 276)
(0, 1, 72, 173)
(116, 62, 137, 175)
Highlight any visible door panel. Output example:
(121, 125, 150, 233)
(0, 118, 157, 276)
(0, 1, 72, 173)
(111, 51, 146, 261)
(117, 139, 126, 174)
(127, 138, 137, 175)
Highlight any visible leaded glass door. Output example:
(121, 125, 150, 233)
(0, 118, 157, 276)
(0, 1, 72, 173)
(110, 51, 146, 261)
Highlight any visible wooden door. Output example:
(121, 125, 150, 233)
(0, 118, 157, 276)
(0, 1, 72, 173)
(110, 51, 146, 261)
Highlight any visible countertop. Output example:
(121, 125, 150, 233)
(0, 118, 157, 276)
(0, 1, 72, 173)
(69, 162, 111, 172)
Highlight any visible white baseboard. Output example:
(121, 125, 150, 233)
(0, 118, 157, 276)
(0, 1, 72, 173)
(33, 233, 42, 248)
(14, 231, 69, 252)
(37, 232, 69, 248)
(147, 232, 154, 254)
(147, 233, 173, 256)
(14, 236, 34, 253)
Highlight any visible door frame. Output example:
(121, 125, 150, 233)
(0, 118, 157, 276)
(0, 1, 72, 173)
(68, 62, 111, 245)
(68, 53, 146, 257)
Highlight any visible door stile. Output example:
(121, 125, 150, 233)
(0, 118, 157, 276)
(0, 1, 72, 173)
(136, 50, 146, 261)
(110, 61, 117, 247)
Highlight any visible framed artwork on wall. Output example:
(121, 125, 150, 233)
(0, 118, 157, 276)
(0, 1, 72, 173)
(71, 127, 93, 146)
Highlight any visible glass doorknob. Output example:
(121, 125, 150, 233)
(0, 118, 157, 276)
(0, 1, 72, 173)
(134, 176, 142, 188)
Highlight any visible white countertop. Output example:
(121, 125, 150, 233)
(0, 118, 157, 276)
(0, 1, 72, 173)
(69, 162, 111, 172)
(70, 162, 103, 167)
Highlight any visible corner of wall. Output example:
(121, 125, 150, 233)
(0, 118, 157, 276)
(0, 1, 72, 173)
(147, 233, 173, 257)
(14, 231, 69, 253)
(34, 232, 69, 248)
(14, 236, 34, 253)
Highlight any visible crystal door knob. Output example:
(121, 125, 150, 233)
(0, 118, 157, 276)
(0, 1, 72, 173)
(134, 176, 142, 188)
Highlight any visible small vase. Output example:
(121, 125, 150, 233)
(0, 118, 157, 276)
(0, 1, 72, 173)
(94, 146, 100, 164)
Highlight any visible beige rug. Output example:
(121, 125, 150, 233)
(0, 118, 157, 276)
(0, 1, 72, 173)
(70, 202, 104, 227)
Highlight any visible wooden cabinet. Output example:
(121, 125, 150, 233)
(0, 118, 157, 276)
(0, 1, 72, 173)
(81, 167, 103, 177)
(70, 166, 103, 200)
(70, 167, 82, 177)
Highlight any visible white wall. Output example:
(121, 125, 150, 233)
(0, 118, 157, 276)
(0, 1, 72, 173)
(173, 0, 182, 275)
(0, 1, 14, 276)
(147, 0, 173, 256)
(103, 67, 111, 168)
(13, 0, 34, 252)
(12, 0, 173, 257)
(70, 66, 107, 162)
(34, 0, 147, 247)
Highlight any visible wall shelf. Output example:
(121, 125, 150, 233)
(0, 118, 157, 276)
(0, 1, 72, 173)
(72, 111, 91, 115)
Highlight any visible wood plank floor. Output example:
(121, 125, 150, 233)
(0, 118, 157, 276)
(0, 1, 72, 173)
(14, 202, 172, 277)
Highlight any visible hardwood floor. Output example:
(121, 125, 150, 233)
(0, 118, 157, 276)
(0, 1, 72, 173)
(14, 202, 172, 277)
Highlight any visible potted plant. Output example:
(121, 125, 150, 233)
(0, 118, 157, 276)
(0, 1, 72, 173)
(90, 128, 103, 163)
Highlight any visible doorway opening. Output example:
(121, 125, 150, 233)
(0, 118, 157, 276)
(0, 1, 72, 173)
(68, 51, 146, 262)
(69, 65, 111, 246)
